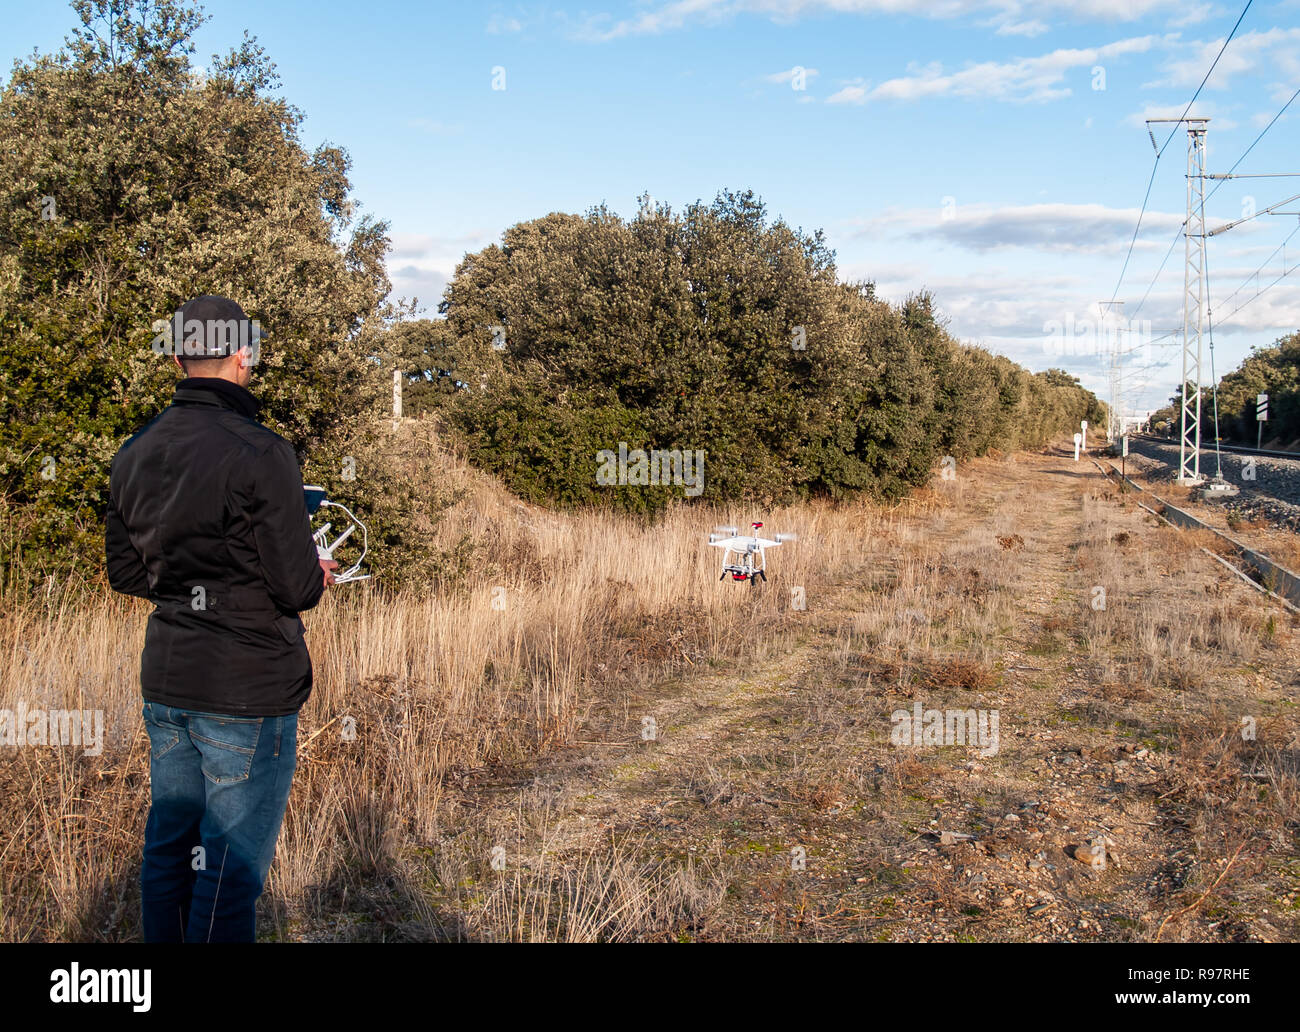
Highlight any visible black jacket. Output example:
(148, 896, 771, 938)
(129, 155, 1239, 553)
(106, 378, 326, 716)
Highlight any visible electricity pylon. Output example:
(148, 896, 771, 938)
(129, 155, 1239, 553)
(1146, 118, 1210, 483)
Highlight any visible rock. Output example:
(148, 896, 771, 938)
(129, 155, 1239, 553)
(939, 831, 974, 845)
(1072, 840, 1107, 871)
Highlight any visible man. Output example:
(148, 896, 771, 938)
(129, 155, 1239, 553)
(106, 295, 337, 943)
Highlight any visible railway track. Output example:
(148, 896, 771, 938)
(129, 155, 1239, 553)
(1133, 432, 1300, 460)
(1123, 433, 1300, 530)
(1095, 458, 1300, 615)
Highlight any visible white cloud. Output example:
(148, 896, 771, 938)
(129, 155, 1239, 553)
(850, 201, 1184, 253)
(1148, 27, 1300, 90)
(1167, 2, 1216, 28)
(487, 14, 524, 34)
(389, 265, 451, 310)
(572, 1, 1191, 43)
(389, 232, 497, 310)
(1213, 279, 1300, 332)
(849, 261, 1135, 376)
(828, 35, 1160, 105)
(826, 79, 869, 103)
(995, 19, 1050, 36)
(836, 251, 1290, 408)
(390, 231, 495, 261)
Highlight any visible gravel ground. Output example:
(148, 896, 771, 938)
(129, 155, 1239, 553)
(1123, 436, 1300, 531)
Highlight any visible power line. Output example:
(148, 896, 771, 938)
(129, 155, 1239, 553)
(1122, 220, 1298, 410)
(1156, 0, 1255, 157)
(1217, 221, 1300, 312)
(1108, 159, 1162, 307)
(1132, 81, 1299, 320)
(1131, 223, 1184, 318)
(1108, 0, 1255, 307)
(1216, 249, 1300, 327)
(1123, 223, 1298, 352)
(1130, 84, 1296, 323)
(1204, 84, 1300, 210)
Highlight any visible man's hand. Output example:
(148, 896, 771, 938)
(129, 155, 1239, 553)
(320, 558, 340, 586)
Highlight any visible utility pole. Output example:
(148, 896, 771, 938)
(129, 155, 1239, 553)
(1147, 118, 1209, 484)
(1180, 118, 1208, 484)
(1098, 301, 1124, 443)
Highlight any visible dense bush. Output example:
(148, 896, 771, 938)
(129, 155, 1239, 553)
(400, 197, 1104, 511)
(1210, 331, 1300, 445)
(0, 1, 394, 588)
(1147, 331, 1300, 446)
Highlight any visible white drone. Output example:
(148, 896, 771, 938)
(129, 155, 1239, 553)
(303, 486, 371, 585)
(709, 522, 796, 583)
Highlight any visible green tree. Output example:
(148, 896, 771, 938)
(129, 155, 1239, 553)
(410, 193, 1102, 511)
(0, 0, 393, 585)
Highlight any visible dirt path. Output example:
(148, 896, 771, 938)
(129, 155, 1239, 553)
(442, 447, 1300, 941)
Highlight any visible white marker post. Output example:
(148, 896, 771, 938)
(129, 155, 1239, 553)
(1073, 432, 1082, 462)
(393, 368, 402, 426)
(1257, 392, 1268, 450)
(1080, 419, 1088, 453)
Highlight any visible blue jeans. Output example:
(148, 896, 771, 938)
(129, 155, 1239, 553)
(140, 702, 298, 943)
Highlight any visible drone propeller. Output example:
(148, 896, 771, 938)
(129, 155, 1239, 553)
(714, 525, 738, 535)
(774, 532, 798, 543)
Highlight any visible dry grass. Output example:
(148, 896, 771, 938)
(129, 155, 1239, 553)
(0, 426, 906, 941)
(5, 446, 1297, 942)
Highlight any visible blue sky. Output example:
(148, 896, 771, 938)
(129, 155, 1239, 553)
(5, 1, 1300, 415)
